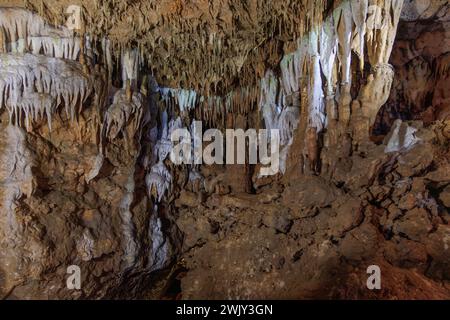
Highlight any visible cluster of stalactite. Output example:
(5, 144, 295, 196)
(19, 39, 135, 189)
(0, 0, 406, 196)
(18, 0, 330, 95)
(253, 0, 405, 176)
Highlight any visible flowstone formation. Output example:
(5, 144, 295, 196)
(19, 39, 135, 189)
(0, 0, 449, 299)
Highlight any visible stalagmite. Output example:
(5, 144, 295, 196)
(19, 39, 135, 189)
(359, 63, 395, 126)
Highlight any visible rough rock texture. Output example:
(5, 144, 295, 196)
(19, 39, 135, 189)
(375, 0, 450, 134)
(175, 123, 450, 299)
(0, 0, 449, 300)
(0, 86, 175, 299)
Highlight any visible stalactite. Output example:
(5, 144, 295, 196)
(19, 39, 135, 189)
(0, 53, 93, 128)
(333, 1, 353, 86)
(308, 27, 325, 132)
(319, 15, 338, 121)
(360, 0, 404, 127)
(122, 48, 139, 89)
(366, 0, 404, 66)
(351, 0, 368, 72)
(0, 7, 73, 55)
(104, 89, 145, 141)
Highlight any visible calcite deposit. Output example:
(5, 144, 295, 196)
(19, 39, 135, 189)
(0, 0, 449, 300)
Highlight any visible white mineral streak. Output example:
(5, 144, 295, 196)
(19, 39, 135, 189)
(122, 48, 139, 87)
(319, 16, 337, 97)
(148, 205, 170, 272)
(146, 162, 172, 202)
(260, 70, 280, 132)
(259, 70, 299, 175)
(102, 38, 113, 81)
(145, 112, 181, 202)
(280, 53, 297, 97)
(0, 53, 92, 128)
(319, 15, 338, 123)
(385, 120, 420, 153)
(308, 27, 326, 132)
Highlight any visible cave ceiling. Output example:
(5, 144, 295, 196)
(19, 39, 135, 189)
(0, 0, 334, 95)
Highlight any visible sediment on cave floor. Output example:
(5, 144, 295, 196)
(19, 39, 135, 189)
(0, 0, 449, 299)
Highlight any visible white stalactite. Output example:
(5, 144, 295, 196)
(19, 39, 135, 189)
(309, 28, 326, 132)
(334, 1, 353, 85)
(351, 0, 368, 71)
(0, 7, 79, 58)
(0, 53, 92, 128)
(145, 162, 172, 202)
(28, 36, 81, 60)
(320, 15, 338, 97)
(104, 89, 145, 140)
(122, 48, 139, 88)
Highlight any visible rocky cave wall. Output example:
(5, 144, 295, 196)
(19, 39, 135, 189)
(375, 1, 450, 134)
(0, 0, 449, 299)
